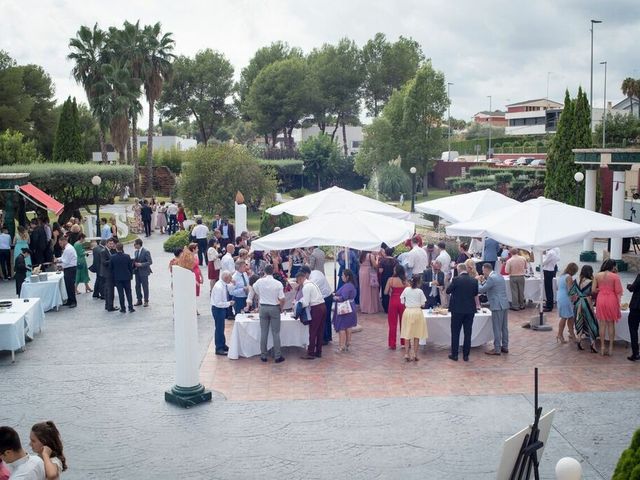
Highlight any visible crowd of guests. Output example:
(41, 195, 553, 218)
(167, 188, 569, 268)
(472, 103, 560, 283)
(0, 422, 66, 479)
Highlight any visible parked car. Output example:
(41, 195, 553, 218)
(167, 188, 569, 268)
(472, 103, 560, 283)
(502, 158, 516, 166)
(529, 159, 546, 167)
(515, 157, 536, 166)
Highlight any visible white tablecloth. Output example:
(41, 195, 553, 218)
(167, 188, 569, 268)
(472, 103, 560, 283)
(20, 272, 67, 311)
(0, 298, 46, 354)
(610, 310, 631, 342)
(503, 275, 557, 304)
(419, 308, 493, 347)
(228, 312, 309, 359)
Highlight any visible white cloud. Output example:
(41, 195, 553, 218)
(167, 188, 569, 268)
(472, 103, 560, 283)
(2, 0, 638, 124)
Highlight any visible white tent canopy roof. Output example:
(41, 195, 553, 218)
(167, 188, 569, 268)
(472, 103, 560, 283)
(415, 189, 520, 224)
(445, 196, 640, 250)
(266, 186, 411, 220)
(251, 211, 415, 252)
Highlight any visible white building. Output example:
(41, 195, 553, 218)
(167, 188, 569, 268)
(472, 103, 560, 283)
(505, 98, 564, 136)
(293, 125, 363, 156)
(92, 135, 197, 162)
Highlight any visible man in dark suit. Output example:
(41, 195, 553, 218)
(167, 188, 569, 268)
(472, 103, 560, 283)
(133, 238, 153, 307)
(100, 238, 117, 311)
(91, 240, 106, 299)
(28, 219, 47, 268)
(141, 200, 153, 237)
(14, 248, 31, 296)
(220, 218, 235, 249)
(446, 263, 479, 362)
(422, 261, 445, 308)
(110, 242, 134, 313)
(211, 214, 222, 232)
(626, 274, 640, 361)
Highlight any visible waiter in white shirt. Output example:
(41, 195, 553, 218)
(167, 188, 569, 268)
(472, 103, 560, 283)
(56, 235, 78, 308)
(191, 218, 209, 266)
(253, 264, 285, 363)
(406, 237, 429, 279)
(296, 271, 326, 360)
(302, 266, 333, 345)
(210, 271, 235, 355)
(166, 201, 179, 234)
(542, 247, 560, 312)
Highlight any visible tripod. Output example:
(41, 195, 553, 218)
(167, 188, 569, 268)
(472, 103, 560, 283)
(509, 368, 544, 480)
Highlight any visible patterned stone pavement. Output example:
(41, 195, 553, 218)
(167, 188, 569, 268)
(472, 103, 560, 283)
(200, 308, 639, 401)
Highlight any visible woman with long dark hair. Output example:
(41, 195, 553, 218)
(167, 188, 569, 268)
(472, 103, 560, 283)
(30, 421, 67, 479)
(333, 269, 358, 353)
(384, 264, 407, 350)
(379, 247, 397, 313)
(556, 262, 578, 344)
(570, 265, 598, 352)
(593, 259, 622, 356)
(400, 275, 427, 361)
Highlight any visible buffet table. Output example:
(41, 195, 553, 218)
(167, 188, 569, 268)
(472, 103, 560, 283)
(503, 275, 557, 304)
(228, 312, 308, 359)
(20, 272, 67, 311)
(419, 307, 493, 347)
(0, 298, 46, 362)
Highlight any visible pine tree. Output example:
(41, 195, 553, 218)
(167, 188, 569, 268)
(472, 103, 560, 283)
(545, 90, 576, 203)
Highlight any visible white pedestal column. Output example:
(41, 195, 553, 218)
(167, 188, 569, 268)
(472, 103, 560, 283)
(234, 202, 247, 234)
(610, 170, 626, 261)
(165, 266, 211, 407)
(582, 169, 597, 254)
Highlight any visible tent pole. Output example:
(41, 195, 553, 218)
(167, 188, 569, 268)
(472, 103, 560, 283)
(333, 246, 337, 291)
(532, 248, 552, 331)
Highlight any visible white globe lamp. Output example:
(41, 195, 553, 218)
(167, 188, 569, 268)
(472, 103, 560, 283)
(555, 457, 582, 480)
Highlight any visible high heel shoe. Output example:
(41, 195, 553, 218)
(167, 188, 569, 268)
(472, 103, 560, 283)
(576, 340, 584, 351)
(590, 343, 598, 354)
(404, 355, 411, 362)
(556, 335, 567, 344)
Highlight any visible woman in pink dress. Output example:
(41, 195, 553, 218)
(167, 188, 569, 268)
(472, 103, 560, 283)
(592, 259, 622, 356)
(358, 251, 381, 314)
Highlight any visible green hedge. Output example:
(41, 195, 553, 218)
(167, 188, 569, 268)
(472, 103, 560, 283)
(259, 208, 294, 236)
(475, 180, 497, 190)
(494, 172, 514, 185)
(613, 427, 640, 479)
(510, 179, 528, 194)
(163, 230, 190, 253)
(469, 167, 490, 177)
(457, 179, 476, 191)
(445, 176, 462, 189)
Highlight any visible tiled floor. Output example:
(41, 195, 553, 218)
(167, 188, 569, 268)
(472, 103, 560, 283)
(199, 308, 639, 401)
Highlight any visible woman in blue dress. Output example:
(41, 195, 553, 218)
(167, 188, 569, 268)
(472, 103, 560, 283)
(333, 269, 358, 353)
(13, 226, 31, 278)
(556, 262, 578, 344)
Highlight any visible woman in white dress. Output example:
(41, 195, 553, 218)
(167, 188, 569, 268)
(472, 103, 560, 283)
(29, 421, 67, 479)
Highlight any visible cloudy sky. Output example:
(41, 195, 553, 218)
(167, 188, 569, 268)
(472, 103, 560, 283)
(3, 0, 639, 124)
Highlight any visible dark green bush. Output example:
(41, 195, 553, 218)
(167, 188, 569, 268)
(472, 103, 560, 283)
(458, 179, 476, 191)
(259, 208, 294, 236)
(510, 179, 528, 194)
(612, 427, 640, 479)
(475, 179, 497, 190)
(163, 230, 190, 252)
(372, 164, 411, 201)
(445, 176, 462, 190)
(469, 166, 490, 177)
(287, 188, 309, 199)
(494, 172, 514, 185)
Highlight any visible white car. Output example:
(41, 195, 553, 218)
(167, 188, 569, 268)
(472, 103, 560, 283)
(529, 159, 546, 167)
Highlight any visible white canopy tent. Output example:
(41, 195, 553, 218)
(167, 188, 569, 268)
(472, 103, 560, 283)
(446, 196, 640, 328)
(266, 186, 411, 220)
(415, 189, 520, 224)
(251, 211, 415, 252)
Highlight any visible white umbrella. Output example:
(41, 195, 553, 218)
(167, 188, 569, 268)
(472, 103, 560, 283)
(266, 186, 411, 220)
(445, 196, 640, 249)
(415, 189, 519, 224)
(251, 211, 415, 252)
(446, 196, 640, 328)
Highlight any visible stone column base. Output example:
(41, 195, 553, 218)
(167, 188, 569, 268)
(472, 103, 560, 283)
(165, 384, 212, 408)
(579, 251, 597, 262)
(614, 260, 629, 272)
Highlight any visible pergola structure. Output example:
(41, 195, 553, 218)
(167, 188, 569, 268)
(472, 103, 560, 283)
(0, 173, 64, 238)
(573, 148, 640, 269)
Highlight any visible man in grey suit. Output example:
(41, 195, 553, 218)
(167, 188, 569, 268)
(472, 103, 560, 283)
(133, 238, 153, 307)
(91, 240, 106, 299)
(478, 262, 510, 355)
(307, 246, 325, 272)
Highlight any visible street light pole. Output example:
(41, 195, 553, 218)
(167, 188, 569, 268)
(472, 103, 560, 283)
(590, 19, 603, 132)
(410, 166, 417, 213)
(447, 82, 453, 160)
(91, 175, 102, 237)
(574, 171, 584, 207)
(487, 95, 492, 159)
(601, 60, 607, 147)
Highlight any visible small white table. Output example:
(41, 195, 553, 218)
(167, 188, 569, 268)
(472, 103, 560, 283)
(20, 272, 67, 311)
(503, 275, 557, 304)
(228, 312, 308, 359)
(611, 310, 631, 342)
(0, 298, 46, 362)
(419, 308, 494, 347)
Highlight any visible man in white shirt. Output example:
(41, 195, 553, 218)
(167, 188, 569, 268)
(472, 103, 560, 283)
(100, 218, 112, 240)
(57, 235, 78, 308)
(220, 245, 236, 319)
(542, 247, 560, 312)
(191, 218, 209, 266)
(296, 271, 327, 360)
(210, 271, 235, 355)
(435, 241, 452, 307)
(405, 237, 429, 279)
(0, 426, 45, 480)
(166, 201, 179, 234)
(253, 264, 285, 363)
(231, 260, 250, 313)
(0, 227, 12, 280)
(302, 266, 333, 345)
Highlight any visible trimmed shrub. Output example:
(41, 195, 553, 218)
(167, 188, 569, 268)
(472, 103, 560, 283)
(469, 166, 490, 177)
(258, 158, 304, 191)
(510, 179, 528, 194)
(475, 179, 497, 190)
(445, 176, 462, 190)
(494, 172, 514, 185)
(457, 179, 476, 191)
(613, 427, 640, 479)
(163, 230, 190, 252)
(259, 208, 294, 236)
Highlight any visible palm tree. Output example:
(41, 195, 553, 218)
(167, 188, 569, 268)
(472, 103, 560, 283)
(141, 23, 175, 195)
(621, 77, 638, 118)
(108, 21, 146, 194)
(93, 61, 139, 164)
(68, 24, 109, 162)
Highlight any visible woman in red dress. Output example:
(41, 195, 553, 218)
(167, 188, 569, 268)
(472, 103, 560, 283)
(384, 264, 408, 349)
(592, 259, 622, 356)
(177, 204, 186, 230)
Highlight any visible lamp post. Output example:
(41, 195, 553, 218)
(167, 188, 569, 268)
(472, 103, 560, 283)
(590, 19, 603, 132)
(92, 175, 102, 237)
(301, 164, 305, 190)
(447, 82, 454, 160)
(410, 166, 417, 213)
(574, 171, 584, 207)
(487, 95, 492, 159)
(600, 60, 607, 147)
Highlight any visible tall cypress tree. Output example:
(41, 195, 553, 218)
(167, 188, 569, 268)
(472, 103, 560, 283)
(70, 98, 85, 162)
(52, 96, 85, 163)
(545, 89, 578, 204)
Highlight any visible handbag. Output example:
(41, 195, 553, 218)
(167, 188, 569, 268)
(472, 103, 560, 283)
(369, 270, 379, 288)
(295, 301, 311, 325)
(336, 300, 353, 315)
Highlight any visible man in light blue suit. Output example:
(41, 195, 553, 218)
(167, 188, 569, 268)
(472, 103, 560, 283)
(478, 262, 510, 355)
